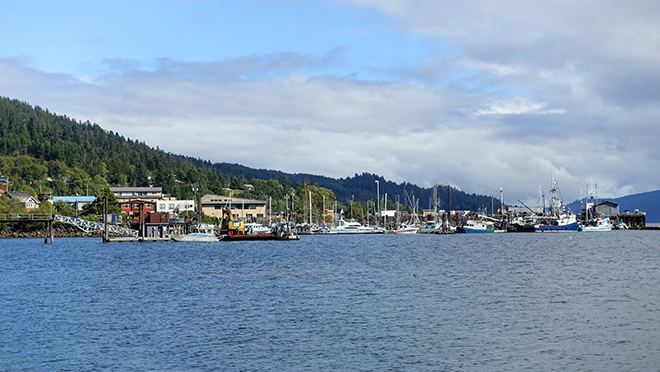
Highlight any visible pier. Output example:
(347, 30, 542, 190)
(0, 213, 55, 243)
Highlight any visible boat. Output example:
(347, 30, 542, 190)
(534, 214, 581, 232)
(244, 222, 273, 234)
(580, 181, 612, 232)
(534, 172, 581, 232)
(581, 217, 613, 232)
(419, 221, 443, 234)
(220, 220, 299, 241)
(217, 207, 299, 240)
(457, 220, 495, 233)
(327, 218, 374, 234)
(391, 223, 420, 234)
(171, 223, 219, 242)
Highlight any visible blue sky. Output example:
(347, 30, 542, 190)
(2, 1, 436, 80)
(2, 0, 660, 205)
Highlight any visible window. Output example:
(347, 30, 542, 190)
(146, 203, 152, 208)
(159, 204, 165, 210)
(169, 204, 175, 209)
(123, 204, 129, 208)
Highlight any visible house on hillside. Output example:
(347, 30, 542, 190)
(4, 191, 41, 210)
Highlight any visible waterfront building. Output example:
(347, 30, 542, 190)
(201, 194, 267, 221)
(109, 186, 163, 202)
(156, 197, 195, 214)
(109, 187, 163, 217)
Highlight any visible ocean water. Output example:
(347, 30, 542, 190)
(1, 231, 660, 371)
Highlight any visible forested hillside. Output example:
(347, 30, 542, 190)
(0, 96, 500, 214)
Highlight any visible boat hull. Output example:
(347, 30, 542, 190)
(534, 222, 581, 232)
(581, 225, 612, 232)
(457, 227, 494, 233)
(171, 234, 219, 242)
(220, 233, 299, 241)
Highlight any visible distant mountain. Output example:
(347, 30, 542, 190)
(213, 165, 501, 212)
(566, 190, 660, 223)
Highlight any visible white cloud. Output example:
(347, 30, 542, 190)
(2, 0, 660, 204)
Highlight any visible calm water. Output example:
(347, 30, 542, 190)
(1, 231, 660, 371)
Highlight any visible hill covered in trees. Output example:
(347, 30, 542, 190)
(0, 96, 500, 214)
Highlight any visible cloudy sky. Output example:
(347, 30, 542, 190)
(1, 0, 659, 205)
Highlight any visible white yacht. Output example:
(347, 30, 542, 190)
(244, 222, 273, 234)
(328, 218, 374, 234)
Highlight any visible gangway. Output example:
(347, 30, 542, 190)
(53, 215, 139, 237)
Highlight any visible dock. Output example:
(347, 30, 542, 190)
(0, 213, 55, 243)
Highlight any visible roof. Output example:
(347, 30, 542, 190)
(201, 197, 266, 206)
(596, 200, 619, 207)
(110, 187, 163, 192)
(53, 196, 97, 203)
(5, 191, 39, 203)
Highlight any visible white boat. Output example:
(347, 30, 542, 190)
(328, 218, 374, 234)
(392, 224, 419, 234)
(244, 222, 273, 234)
(582, 217, 613, 232)
(171, 223, 219, 242)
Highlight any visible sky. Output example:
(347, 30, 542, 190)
(1, 0, 659, 206)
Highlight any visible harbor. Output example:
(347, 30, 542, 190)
(0, 176, 654, 243)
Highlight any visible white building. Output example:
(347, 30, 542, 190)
(156, 198, 195, 214)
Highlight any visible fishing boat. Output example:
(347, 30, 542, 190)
(534, 214, 581, 232)
(581, 217, 613, 232)
(457, 220, 495, 233)
(328, 218, 374, 234)
(580, 181, 612, 232)
(419, 221, 443, 234)
(171, 223, 219, 242)
(534, 173, 581, 232)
